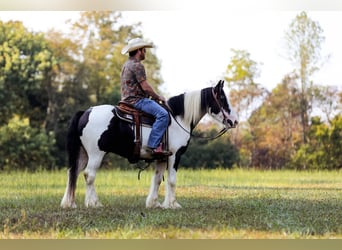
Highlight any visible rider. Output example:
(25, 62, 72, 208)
(120, 38, 172, 157)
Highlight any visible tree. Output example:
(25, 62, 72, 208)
(224, 49, 266, 167)
(312, 85, 342, 124)
(0, 20, 55, 128)
(291, 115, 342, 169)
(180, 128, 239, 169)
(225, 49, 265, 121)
(67, 11, 163, 105)
(284, 11, 325, 144)
(43, 30, 91, 165)
(248, 74, 302, 169)
(0, 116, 56, 170)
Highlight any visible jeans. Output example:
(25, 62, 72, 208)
(134, 98, 169, 149)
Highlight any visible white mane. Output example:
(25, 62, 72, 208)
(183, 90, 203, 126)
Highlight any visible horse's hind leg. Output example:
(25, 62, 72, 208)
(61, 146, 88, 208)
(83, 151, 105, 207)
(146, 161, 167, 208)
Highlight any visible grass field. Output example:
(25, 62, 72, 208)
(0, 168, 341, 239)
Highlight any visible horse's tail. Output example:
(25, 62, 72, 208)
(66, 110, 85, 197)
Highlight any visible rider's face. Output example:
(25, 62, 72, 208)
(139, 48, 146, 60)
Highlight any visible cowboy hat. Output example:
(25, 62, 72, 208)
(121, 38, 153, 55)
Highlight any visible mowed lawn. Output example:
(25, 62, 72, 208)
(0, 168, 341, 239)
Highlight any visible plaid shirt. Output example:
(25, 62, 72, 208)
(120, 57, 147, 104)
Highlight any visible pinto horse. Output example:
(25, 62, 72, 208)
(61, 80, 238, 209)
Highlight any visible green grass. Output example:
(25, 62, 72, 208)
(0, 168, 341, 238)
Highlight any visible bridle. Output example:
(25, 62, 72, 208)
(211, 87, 231, 127)
(167, 87, 233, 141)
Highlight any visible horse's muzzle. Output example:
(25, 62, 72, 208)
(225, 115, 238, 128)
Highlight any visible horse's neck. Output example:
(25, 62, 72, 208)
(183, 90, 207, 129)
(168, 89, 207, 130)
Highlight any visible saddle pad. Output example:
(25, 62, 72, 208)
(114, 106, 155, 127)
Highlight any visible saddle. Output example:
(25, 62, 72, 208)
(115, 101, 168, 162)
(116, 101, 155, 127)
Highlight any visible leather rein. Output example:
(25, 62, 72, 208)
(165, 87, 231, 141)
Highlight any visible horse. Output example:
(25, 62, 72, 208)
(60, 80, 238, 209)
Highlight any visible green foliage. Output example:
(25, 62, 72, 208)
(0, 117, 56, 171)
(291, 115, 342, 169)
(180, 130, 239, 169)
(0, 20, 54, 127)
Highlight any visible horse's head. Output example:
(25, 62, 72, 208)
(208, 80, 238, 129)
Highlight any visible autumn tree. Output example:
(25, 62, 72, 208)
(312, 85, 342, 124)
(248, 74, 302, 168)
(43, 30, 92, 165)
(224, 49, 266, 166)
(284, 11, 325, 144)
(224, 49, 265, 121)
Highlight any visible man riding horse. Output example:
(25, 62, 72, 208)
(120, 38, 172, 157)
(60, 38, 238, 209)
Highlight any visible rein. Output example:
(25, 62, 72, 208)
(171, 114, 229, 140)
(164, 87, 231, 141)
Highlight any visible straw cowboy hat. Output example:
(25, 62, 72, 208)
(121, 38, 153, 55)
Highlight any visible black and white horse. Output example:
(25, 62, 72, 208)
(61, 80, 238, 209)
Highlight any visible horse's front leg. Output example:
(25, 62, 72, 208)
(162, 157, 181, 209)
(146, 161, 166, 208)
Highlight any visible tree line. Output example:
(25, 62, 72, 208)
(0, 11, 341, 171)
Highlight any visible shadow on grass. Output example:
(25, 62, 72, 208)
(210, 184, 342, 192)
(0, 190, 341, 237)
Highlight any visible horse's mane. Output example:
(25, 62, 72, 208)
(168, 90, 204, 127)
(184, 90, 203, 126)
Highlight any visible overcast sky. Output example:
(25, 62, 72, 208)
(1, 10, 341, 96)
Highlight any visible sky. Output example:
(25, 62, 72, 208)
(1, 10, 342, 96)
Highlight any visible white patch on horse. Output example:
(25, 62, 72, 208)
(81, 105, 113, 207)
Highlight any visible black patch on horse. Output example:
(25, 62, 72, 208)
(168, 93, 185, 117)
(201, 87, 221, 114)
(78, 108, 91, 136)
(98, 108, 136, 161)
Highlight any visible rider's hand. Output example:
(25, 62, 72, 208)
(158, 96, 166, 103)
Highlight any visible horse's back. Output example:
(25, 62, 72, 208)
(86, 104, 115, 124)
(80, 105, 115, 150)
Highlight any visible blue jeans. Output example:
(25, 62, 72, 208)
(134, 98, 169, 149)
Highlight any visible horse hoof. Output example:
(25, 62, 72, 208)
(161, 201, 182, 209)
(85, 201, 103, 208)
(146, 201, 162, 209)
(60, 198, 77, 209)
(60, 203, 77, 209)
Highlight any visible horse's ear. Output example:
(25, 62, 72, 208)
(219, 80, 224, 88)
(214, 80, 224, 93)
